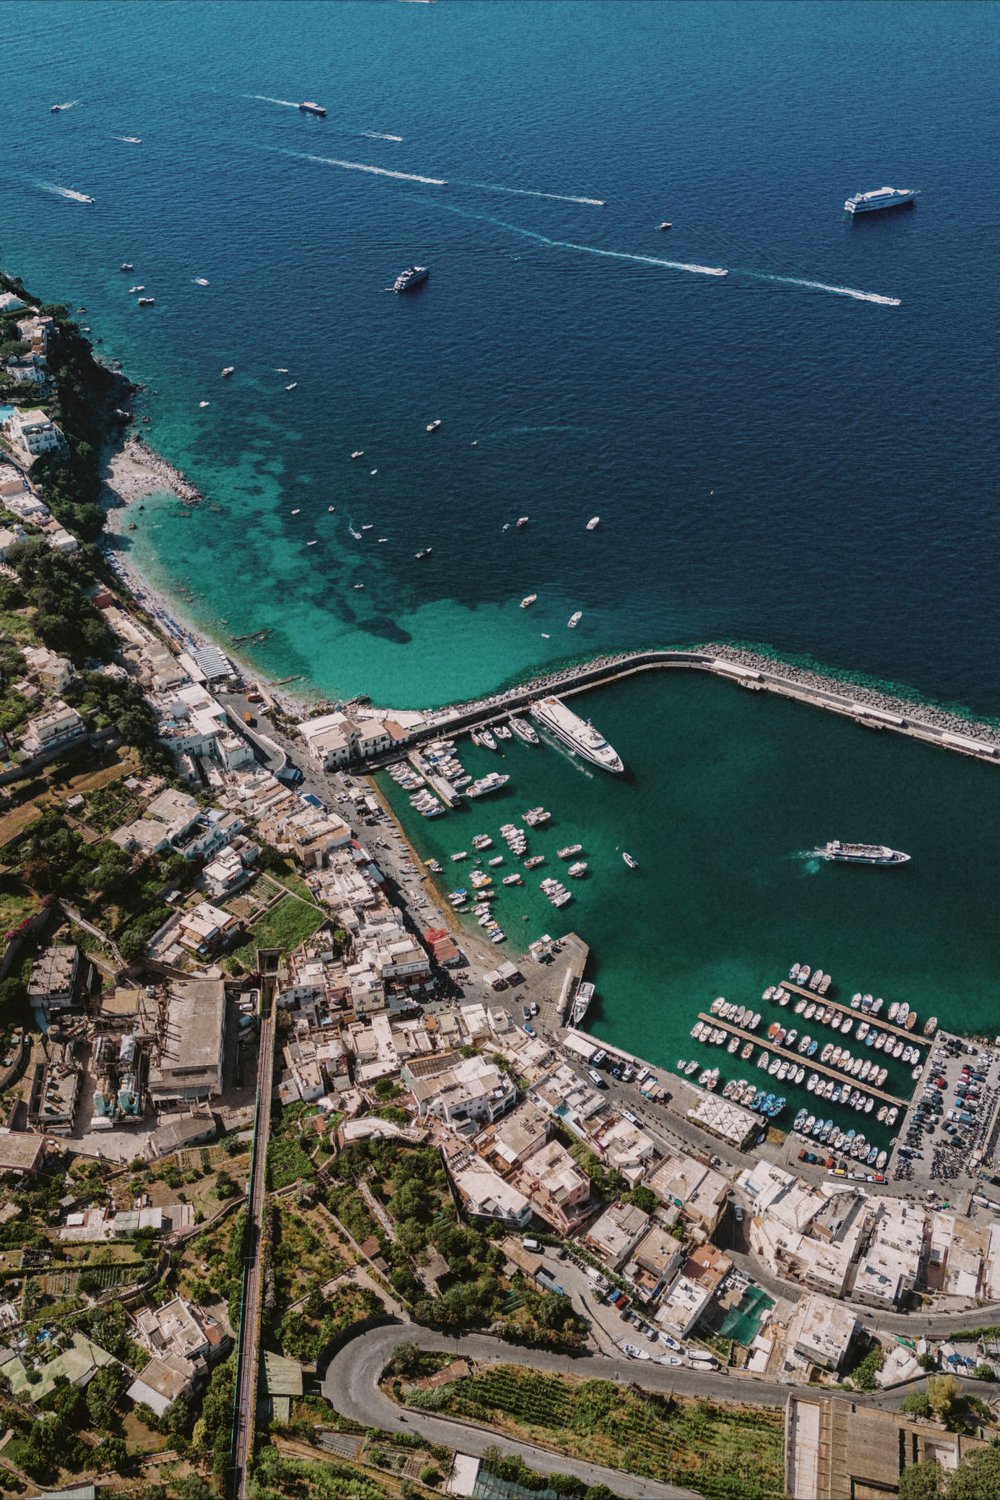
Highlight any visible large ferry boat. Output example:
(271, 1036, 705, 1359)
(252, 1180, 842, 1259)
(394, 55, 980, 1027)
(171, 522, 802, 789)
(389, 265, 429, 293)
(530, 695, 624, 774)
(299, 101, 327, 117)
(813, 841, 911, 866)
(844, 186, 917, 215)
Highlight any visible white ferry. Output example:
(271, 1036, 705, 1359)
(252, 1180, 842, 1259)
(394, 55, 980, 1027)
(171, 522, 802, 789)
(530, 695, 624, 774)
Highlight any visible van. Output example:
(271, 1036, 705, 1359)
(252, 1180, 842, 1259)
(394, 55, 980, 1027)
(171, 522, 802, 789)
(621, 1108, 641, 1126)
(521, 1237, 541, 1253)
(590, 1049, 608, 1068)
(588, 1069, 608, 1090)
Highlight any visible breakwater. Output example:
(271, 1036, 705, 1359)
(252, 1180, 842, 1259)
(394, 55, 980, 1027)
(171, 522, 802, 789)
(368, 645, 1000, 769)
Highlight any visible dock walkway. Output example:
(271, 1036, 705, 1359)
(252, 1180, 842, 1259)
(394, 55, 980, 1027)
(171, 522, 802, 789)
(778, 982, 928, 1049)
(697, 1013, 907, 1109)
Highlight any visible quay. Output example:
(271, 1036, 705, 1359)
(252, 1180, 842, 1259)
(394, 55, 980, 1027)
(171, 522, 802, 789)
(776, 981, 929, 1049)
(363, 647, 1000, 772)
(697, 1013, 908, 1109)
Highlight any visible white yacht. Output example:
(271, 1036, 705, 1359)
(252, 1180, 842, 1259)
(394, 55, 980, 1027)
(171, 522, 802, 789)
(531, 695, 624, 773)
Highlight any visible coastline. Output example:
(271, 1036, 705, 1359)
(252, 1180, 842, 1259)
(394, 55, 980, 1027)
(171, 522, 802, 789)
(97, 431, 318, 719)
(95, 399, 1000, 762)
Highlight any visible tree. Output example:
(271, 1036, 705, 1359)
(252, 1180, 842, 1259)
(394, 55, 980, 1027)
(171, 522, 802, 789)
(972, 1363, 996, 1381)
(625, 1184, 658, 1214)
(94, 1433, 129, 1472)
(928, 1374, 961, 1429)
(86, 1361, 128, 1428)
(850, 1346, 884, 1391)
(901, 1391, 933, 1419)
(899, 1461, 943, 1500)
(947, 1445, 1000, 1499)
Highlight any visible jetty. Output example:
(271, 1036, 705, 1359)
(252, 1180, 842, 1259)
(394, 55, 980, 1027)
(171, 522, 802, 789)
(697, 1012, 908, 1109)
(777, 981, 927, 1049)
(361, 647, 1000, 771)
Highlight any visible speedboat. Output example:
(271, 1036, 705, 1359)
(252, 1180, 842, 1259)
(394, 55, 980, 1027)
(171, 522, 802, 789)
(586, 516, 600, 530)
(623, 852, 638, 869)
(520, 594, 537, 608)
(426, 418, 442, 433)
(568, 611, 582, 628)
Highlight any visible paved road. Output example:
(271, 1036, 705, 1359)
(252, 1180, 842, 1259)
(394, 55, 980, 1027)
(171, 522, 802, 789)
(321, 1321, 999, 1500)
(322, 1324, 707, 1499)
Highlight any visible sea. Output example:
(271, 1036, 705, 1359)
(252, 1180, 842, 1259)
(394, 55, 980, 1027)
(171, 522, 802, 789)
(2, 1, 998, 1084)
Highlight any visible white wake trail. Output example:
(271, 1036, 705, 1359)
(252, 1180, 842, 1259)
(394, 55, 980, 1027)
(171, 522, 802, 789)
(457, 209, 728, 277)
(300, 151, 447, 186)
(248, 94, 300, 108)
(460, 179, 606, 207)
(751, 272, 901, 306)
(363, 131, 404, 142)
(38, 181, 93, 203)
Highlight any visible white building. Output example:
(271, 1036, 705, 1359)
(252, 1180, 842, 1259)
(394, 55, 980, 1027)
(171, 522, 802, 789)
(786, 1292, 859, 1373)
(4, 407, 64, 460)
(20, 700, 86, 756)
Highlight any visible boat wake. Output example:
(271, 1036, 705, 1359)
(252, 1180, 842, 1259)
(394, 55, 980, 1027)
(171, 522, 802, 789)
(53, 99, 80, 111)
(746, 272, 901, 306)
(457, 179, 605, 207)
(248, 94, 300, 108)
(362, 131, 404, 142)
(38, 181, 94, 203)
(295, 150, 447, 186)
(437, 203, 729, 278)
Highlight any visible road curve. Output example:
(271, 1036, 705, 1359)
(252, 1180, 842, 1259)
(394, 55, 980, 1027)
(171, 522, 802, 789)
(324, 1323, 827, 1500)
(321, 1320, 994, 1500)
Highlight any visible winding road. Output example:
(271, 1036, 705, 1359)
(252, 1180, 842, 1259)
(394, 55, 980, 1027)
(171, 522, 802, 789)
(321, 1322, 984, 1500)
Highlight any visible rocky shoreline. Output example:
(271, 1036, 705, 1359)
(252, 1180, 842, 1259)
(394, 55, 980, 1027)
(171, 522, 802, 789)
(100, 431, 203, 509)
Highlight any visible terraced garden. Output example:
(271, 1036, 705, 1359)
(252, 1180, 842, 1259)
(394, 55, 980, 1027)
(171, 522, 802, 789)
(402, 1366, 785, 1500)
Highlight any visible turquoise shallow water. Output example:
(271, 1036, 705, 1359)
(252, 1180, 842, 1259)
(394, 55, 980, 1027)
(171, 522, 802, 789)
(3, 2, 999, 1109)
(379, 671, 1000, 1137)
(2, 1, 1000, 711)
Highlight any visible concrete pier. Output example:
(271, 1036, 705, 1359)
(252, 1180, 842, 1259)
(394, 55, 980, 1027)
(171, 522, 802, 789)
(365, 646, 1000, 772)
(697, 1013, 907, 1109)
(777, 981, 929, 1050)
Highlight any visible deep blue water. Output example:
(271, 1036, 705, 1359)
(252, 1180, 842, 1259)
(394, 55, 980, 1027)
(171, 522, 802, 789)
(2, 1, 998, 711)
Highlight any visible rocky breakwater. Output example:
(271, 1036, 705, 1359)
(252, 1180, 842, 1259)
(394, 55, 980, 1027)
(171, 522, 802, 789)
(709, 643, 1000, 752)
(101, 432, 204, 509)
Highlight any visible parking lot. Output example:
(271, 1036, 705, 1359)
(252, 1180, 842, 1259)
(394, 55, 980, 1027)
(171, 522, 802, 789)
(889, 1030, 1000, 1196)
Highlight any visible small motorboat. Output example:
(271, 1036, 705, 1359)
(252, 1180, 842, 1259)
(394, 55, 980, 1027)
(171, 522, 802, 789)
(120, 261, 134, 271)
(351, 450, 365, 459)
(285, 382, 298, 391)
(198, 401, 210, 409)
(658, 221, 672, 231)
(568, 611, 582, 628)
(221, 366, 235, 377)
(586, 516, 600, 530)
(426, 418, 442, 433)
(623, 852, 638, 869)
(516, 516, 529, 527)
(194, 277, 209, 287)
(520, 594, 537, 608)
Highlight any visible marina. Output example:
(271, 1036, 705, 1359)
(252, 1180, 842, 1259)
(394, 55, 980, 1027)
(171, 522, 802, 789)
(778, 981, 927, 1046)
(695, 1013, 908, 1110)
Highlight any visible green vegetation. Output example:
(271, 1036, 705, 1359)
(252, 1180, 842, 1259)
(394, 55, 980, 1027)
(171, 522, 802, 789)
(226, 892, 326, 972)
(899, 1443, 1000, 1500)
(403, 1365, 785, 1500)
(251, 1442, 419, 1500)
(326, 1138, 585, 1346)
